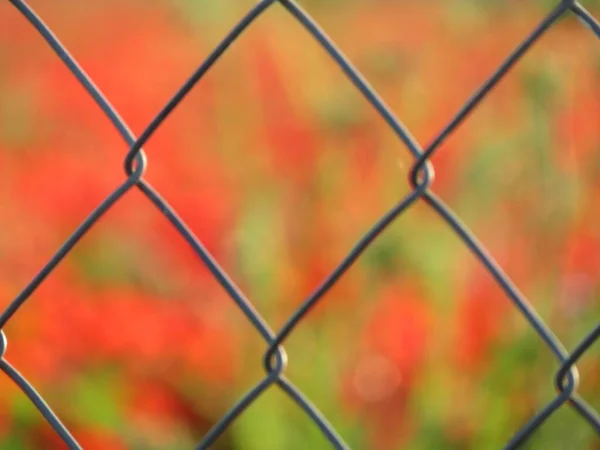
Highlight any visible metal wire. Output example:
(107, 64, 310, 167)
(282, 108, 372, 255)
(2, 0, 600, 448)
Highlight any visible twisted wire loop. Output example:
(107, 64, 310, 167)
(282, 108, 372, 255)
(2, 0, 599, 448)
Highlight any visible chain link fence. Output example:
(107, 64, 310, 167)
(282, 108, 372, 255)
(2, 0, 600, 448)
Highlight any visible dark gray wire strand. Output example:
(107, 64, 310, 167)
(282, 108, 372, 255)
(572, 2, 600, 36)
(141, 185, 350, 450)
(8, 0, 281, 349)
(195, 375, 277, 450)
(276, 377, 349, 450)
(278, 0, 433, 182)
(263, 0, 436, 370)
(264, 0, 577, 397)
(264, 187, 427, 370)
(0, 359, 82, 450)
(3, 0, 600, 448)
(141, 184, 350, 448)
(123, 0, 277, 175)
(503, 390, 573, 449)
(564, 393, 600, 433)
(9, 1, 349, 447)
(556, 324, 600, 392)
(0, 174, 144, 330)
(8, 0, 145, 167)
(137, 183, 281, 345)
(410, 1, 570, 186)
(424, 193, 571, 362)
(425, 191, 600, 436)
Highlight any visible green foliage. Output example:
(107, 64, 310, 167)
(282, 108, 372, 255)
(61, 370, 126, 430)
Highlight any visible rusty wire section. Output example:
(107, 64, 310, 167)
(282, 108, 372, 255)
(3, 0, 600, 448)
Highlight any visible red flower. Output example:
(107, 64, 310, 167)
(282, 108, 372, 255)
(248, 34, 319, 187)
(454, 272, 509, 372)
(340, 283, 431, 450)
(363, 284, 431, 376)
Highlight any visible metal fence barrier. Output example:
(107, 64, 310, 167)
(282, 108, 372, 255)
(3, 0, 600, 448)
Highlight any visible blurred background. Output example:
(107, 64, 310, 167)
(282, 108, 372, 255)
(0, 0, 599, 448)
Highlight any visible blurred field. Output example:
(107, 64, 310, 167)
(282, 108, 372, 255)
(0, 1, 599, 448)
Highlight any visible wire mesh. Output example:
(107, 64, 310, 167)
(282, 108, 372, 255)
(3, 0, 600, 448)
